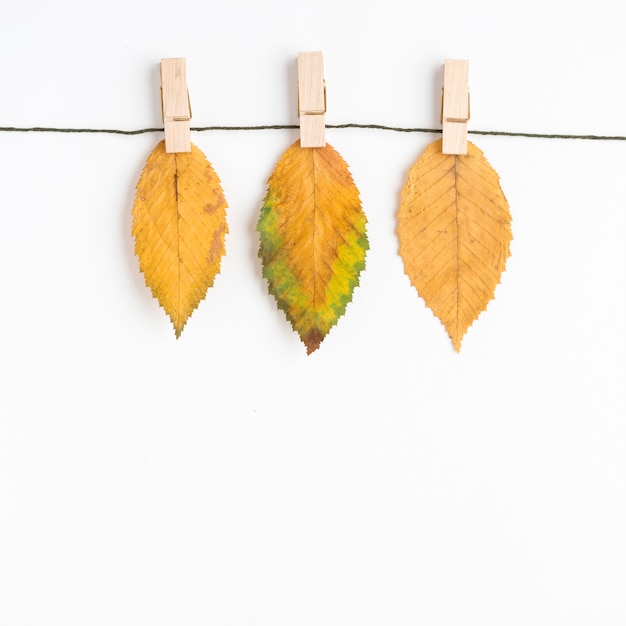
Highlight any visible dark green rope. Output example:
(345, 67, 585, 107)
(0, 124, 625, 141)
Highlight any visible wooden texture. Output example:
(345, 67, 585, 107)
(298, 51, 326, 148)
(397, 139, 511, 351)
(161, 58, 191, 153)
(258, 140, 368, 354)
(442, 59, 469, 155)
(132, 140, 228, 336)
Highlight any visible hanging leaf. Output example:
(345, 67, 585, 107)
(258, 140, 368, 354)
(132, 140, 228, 337)
(397, 139, 512, 351)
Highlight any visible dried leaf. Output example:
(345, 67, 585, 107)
(132, 140, 228, 337)
(258, 140, 368, 354)
(397, 139, 512, 351)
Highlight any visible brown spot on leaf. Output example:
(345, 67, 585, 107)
(204, 188, 226, 216)
(207, 223, 227, 265)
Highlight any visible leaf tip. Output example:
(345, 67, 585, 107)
(172, 317, 188, 339)
(303, 329, 324, 355)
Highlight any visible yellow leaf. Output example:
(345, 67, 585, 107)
(258, 140, 368, 354)
(397, 139, 512, 351)
(132, 140, 228, 337)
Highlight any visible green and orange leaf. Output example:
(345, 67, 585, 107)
(257, 140, 368, 354)
(132, 140, 228, 337)
(397, 139, 512, 351)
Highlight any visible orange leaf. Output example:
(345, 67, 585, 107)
(397, 139, 512, 351)
(132, 140, 228, 337)
(257, 140, 368, 354)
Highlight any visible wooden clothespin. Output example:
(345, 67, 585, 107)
(441, 59, 470, 155)
(161, 58, 191, 153)
(297, 51, 326, 148)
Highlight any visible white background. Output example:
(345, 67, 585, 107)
(1, 0, 625, 624)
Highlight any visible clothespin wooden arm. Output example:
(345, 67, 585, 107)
(161, 58, 191, 153)
(297, 51, 326, 148)
(441, 59, 470, 155)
